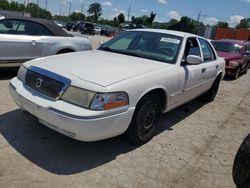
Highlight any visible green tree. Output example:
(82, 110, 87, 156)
(168, 16, 196, 33)
(113, 17, 119, 26)
(0, 0, 9, 10)
(146, 12, 157, 27)
(216, 21, 229, 28)
(69, 12, 85, 21)
(88, 3, 102, 22)
(236, 18, 250, 29)
(117, 13, 125, 24)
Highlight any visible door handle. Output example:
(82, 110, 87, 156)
(216, 65, 219, 69)
(201, 68, 206, 73)
(31, 40, 37, 45)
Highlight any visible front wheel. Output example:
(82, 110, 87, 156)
(126, 96, 162, 144)
(234, 67, 241, 79)
(243, 63, 249, 74)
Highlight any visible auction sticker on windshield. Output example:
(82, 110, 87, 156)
(160, 37, 180, 44)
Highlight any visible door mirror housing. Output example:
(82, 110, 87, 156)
(186, 55, 202, 65)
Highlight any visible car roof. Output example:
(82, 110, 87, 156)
(0, 14, 72, 37)
(131, 29, 198, 38)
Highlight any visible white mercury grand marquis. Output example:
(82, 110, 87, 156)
(9, 29, 225, 144)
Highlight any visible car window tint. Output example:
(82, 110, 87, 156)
(0, 20, 19, 34)
(198, 38, 215, 61)
(22, 21, 53, 36)
(108, 33, 136, 50)
(0, 19, 53, 36)
(184, 38, 201, 60)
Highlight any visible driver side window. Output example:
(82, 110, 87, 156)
(183, 38, 201, 61)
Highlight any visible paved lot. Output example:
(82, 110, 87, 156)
(0, 37, 250, 187)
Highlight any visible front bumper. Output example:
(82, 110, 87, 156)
(225, 65, 238, 76)
(9, 77, 135, 141)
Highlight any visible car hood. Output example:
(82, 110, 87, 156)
(26, 50, 168, 87)
(217, 51, 241, 61)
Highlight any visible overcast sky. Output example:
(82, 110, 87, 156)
(15, 0, 250, 27)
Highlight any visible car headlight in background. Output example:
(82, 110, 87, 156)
(61, 87, 129, 110)
(90, 92, 129, 110)
(228, 61, 239, 67)
(61, 86, 95, 108)
(17, 66, 28, 82)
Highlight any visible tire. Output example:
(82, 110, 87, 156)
(125, 95, 162, 144)
(203, 75, 221, 102)
(232, 134, 250, 188)
(243, 63, 249, 74)
(234, 67, 241, 79)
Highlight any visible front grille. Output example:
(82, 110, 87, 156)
(25, 69, 65, 99)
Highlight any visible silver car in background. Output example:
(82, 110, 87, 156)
(0, 15, 92, 68)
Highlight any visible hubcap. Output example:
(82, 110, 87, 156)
(141, 104, 158, 135)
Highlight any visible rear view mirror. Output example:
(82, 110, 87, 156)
(187, 55, 202, 65)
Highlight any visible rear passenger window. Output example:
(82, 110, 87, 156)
(198, 38, 216, 61)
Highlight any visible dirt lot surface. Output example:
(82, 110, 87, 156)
(0, 37, 250, 187)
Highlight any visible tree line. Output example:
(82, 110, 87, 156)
(0, 0, 249, 32)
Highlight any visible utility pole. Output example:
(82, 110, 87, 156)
(37, 0, 39, 17)
(69, 0, 72, 16)
(45, 0, 48, 10)
(197, 11, 207, 22)
(127, 5, 131, 22)
(81, 0, 84, 14)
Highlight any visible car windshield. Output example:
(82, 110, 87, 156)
(98, 31, 183, 64)
(212, 41, 242, 54)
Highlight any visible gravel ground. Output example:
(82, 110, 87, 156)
(0, 36, 250, 188)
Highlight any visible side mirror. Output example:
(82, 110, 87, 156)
(186, 55, 202, 65)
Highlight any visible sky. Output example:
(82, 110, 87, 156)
(15, 0, 250, 27)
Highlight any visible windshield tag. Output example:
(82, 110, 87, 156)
(160, 38, 180, 44)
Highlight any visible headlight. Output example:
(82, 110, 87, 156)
(61, 86, 95, 108)
(61, 86, 129, 110)
(90, 92, 129, 110)
(17, 66, 28, 82)
(228, 61, 239, 67)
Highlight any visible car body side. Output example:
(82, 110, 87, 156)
(0, 17, 92, 67)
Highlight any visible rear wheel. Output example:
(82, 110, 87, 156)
(57, 49, 74, 54)
(203, 75, 221, 102)
(126, 96, 162, 144)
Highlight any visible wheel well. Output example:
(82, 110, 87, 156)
(217, 72, 222, 80)
(137, 89, 167, 111)
(57, 48, 75, 54)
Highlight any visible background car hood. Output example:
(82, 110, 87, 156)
(27, 50, 168, 87)
(217, 51, 241, 61)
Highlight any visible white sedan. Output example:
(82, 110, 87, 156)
(9, 29, 225, 144)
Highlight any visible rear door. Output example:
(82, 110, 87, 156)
(198, 38, 218, 84)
